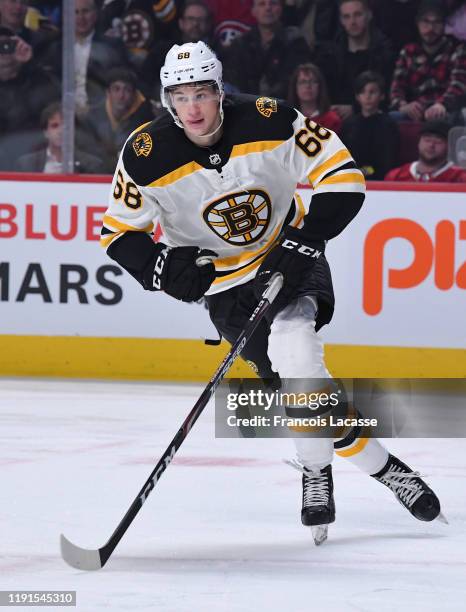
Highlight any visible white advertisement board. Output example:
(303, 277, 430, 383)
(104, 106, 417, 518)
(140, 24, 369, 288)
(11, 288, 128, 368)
(1, 176, 465, 349)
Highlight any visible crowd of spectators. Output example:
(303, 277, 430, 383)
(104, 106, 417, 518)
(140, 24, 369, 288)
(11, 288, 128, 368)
(0, 0, 465, 182)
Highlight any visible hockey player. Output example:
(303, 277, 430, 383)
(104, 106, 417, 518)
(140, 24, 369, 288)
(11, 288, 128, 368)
(101, 41, 443, 542)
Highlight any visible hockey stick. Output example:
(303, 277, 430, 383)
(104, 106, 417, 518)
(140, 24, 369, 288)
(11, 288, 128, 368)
(60, 272, 283, 570)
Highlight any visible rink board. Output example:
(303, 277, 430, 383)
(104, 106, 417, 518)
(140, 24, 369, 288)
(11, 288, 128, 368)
(0, 173, 465, 379)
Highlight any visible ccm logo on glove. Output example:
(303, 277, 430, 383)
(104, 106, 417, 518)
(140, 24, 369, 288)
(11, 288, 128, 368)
(143, 243, 217, 302)
(152, 246, 170, 289)
(281, 239, 322, 258)
(254, 234, 325, 310)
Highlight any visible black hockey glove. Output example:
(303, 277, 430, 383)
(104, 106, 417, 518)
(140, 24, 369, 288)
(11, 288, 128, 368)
(254, 235, 325, 309)
(143, 243, 217, 302)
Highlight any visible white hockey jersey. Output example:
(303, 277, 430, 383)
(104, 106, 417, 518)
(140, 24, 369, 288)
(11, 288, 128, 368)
(101, 96, 365, 294)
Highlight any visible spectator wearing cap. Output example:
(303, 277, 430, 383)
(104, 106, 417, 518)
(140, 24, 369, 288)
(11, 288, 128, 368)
(15, 101, 105, 174)
(390, 0, 466, 122)
(42, 0, 128, 118)
(340, 70, 399, 180)
(385, 120, 466, 182)
(0, 27, 60, 170)
(315, 0, 395, 121)
(222, 0, 312, 99)
(204, 0, 255, 49)
(81, 68, 154, 172)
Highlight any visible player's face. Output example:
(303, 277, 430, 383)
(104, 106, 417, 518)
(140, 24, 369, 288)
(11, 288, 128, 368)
(45, 112, 63, 149)
(75, 0, 97, 38)
(170, 84, 221, 138)
(108, 81, 135, 116)
(356, 82, 384, 115)
(418, 134, 447, 165)
(296, 70, 319, 105)
(252, 0, 282, 28)
(339, 1, 371, 39)
(417, 12, 444, 47)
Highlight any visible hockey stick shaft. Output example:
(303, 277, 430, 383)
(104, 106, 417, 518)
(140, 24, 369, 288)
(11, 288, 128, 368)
(61, 273, 283, 570)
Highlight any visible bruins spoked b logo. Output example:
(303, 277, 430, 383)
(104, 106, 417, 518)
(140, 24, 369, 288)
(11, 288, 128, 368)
(133, 132, 153, 157)
(203, 190, 271, 245)
(256, 97, 277, 118)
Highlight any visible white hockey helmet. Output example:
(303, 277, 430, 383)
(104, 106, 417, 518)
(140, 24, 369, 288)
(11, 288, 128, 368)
(160, 41, 224, 128)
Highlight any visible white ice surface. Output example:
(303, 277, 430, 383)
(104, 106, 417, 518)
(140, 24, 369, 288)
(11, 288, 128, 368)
(1, 378, 465, 612)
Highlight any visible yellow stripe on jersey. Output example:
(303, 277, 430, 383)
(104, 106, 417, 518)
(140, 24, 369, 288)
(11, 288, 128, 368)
(308, 149, 352, 186)
(319, 171, 365, 187)
(100, 231, 123, 248)
(153, 0, 171, 11)
(161, 6, 176, 21)
(292, 192, 306, 227)
(149, 161, 204, 187)
(215, 223, 282, 269)
(214, 193, 306, 274)
(129, 121, 152, 139)
(230, 140, 285, 159)
(335, 434, 370, 457)
(103, 215, 154, 233)
(212, 251, 267, 286)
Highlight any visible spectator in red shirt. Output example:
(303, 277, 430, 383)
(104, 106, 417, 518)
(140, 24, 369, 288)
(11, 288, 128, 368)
(287, 62, 342, 133)
(385, 120, 466, 182)
(389, 0, 466, 122)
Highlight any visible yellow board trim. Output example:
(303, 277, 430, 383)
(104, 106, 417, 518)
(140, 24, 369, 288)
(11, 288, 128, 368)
(149, 161, 204, 187)
(0, 337, 464, 380)
(308, 150, 352, 186)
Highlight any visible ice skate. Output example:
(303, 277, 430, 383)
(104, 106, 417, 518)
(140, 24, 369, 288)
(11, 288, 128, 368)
(287, 460, 335, 545)
(372, 454, 446, 523)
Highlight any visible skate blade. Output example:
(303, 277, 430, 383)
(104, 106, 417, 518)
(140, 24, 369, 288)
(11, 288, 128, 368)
(437, 512, 449, 525)
(310, 524, 328, 546)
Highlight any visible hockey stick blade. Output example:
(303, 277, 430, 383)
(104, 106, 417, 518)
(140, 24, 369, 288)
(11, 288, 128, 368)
(60, 273, 283, 570)
(60, 534, 103, 570)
